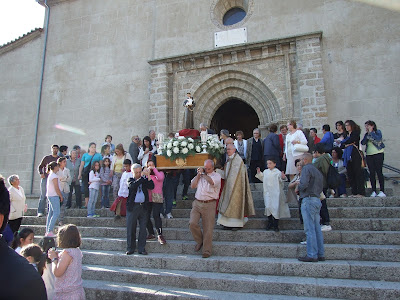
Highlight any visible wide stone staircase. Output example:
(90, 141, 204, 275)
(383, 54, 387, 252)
(22, 184, 400, 299)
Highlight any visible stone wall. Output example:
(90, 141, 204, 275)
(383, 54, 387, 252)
(296, 36, 328, 128)
(0, 34, 44, 192)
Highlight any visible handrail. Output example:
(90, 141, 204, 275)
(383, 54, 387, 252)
(383, 163, 400, 184)
(383, 163, 400, 174)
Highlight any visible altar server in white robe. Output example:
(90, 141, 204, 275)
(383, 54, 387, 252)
(256, 158, 291, 232)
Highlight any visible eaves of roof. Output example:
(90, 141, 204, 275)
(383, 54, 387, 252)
(0, 28, 43, 56)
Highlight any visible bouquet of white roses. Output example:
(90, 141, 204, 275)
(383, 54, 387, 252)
(205, 135, 225, 159)
(162, 136, 202, 161)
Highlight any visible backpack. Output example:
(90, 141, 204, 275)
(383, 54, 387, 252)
(327, 164, 341, 189)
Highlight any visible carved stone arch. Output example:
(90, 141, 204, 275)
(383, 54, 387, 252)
(197, 87, 268, 126)
(189, 70, 282, 129)
(189, 68, 287, 117)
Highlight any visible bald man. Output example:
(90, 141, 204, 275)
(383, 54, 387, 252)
(216, 144, 255, 230)
(190, 160, 221, 258)
(246, 128, 264, 183)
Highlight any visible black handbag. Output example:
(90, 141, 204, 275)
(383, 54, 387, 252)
(82, 154, 95, 175)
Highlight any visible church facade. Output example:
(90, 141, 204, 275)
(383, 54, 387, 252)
(0, 0, 399, 192)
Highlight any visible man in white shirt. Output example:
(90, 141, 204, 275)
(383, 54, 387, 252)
(190, 160, 221, 258)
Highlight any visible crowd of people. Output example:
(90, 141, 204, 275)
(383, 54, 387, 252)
(0, 117, 386, 286)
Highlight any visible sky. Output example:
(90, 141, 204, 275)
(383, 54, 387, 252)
(0, 0, 45, 46)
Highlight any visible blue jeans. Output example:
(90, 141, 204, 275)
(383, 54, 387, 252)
(101, 185, 111, 207)
(38, 177, 48, 214)
(301, 196, 325, 258)
(46, 196, 60, 233)
(88, 188, 99, 216)
(336, 174, 347, 196)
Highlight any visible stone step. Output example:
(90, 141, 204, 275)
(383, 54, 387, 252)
(81, 250, 400, 279)
(81, 265, 400, 300)
(22, 215, 400, 231)
(82, 259, 400, 294)
(27, 225, 400, 245)
(325, 196, 400, 207)
(173, 207, 400, 219)
(24, 206, 400, 219)
(175, 196, 400, 209)
(23, 186, 396, 208)
(83, 279, 323, 300)
(25, 194, 400, 212)
(76, 238, 400, 262)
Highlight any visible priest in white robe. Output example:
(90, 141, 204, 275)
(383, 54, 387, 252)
(216, 144, 255, 230)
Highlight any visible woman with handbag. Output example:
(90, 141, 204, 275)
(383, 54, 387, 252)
(145, 160, 167, 245)
(340, 120, 365, 197)
(283, 120, 308, 180)
(110, 144, 133, 201)
(361, 120, 386, 197)
(78, 142, 103, 208)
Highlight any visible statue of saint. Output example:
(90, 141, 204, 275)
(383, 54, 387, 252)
(183, 92, 195, 129)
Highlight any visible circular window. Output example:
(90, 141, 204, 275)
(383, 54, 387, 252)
(211, 0, 255, 30)
(223, 7, 246, 26)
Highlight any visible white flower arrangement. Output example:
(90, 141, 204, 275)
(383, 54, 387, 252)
(160, 134, 224, 161)
(160, 136, 201, 161)
(205, 135, 225, 158)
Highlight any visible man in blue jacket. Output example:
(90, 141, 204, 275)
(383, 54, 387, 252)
(319, 124, 334, 153)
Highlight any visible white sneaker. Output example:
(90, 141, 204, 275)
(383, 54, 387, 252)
(377, 191, 386, 198)
(300, 240, 307, 245)
(321, 225, 332, 232)
(370, 191, 377, 197)
(37, 213, 44, 217)
(166, 213, 173, 219)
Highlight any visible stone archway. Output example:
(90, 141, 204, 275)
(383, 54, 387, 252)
(193, 70, 282, 132)
(210, 98, 260, 138)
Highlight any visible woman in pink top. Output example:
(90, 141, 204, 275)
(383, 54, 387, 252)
(48, 224, 85, 300)
(145, 160, 167, 245)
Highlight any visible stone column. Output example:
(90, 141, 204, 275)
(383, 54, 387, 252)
(149, 64, 169, 136)
(296, 34, 328, 129)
